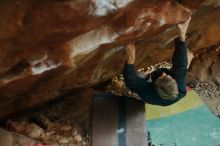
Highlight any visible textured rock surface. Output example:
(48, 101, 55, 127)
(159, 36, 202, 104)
(188, 48, 220, 85)
(5, 88, 94, 146)
(0, 0, 220, 118)
(0, 128, 39, 146)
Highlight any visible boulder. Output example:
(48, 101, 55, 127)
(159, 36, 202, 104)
(0, 0, 220, 118)
(188, 48, 220, 85)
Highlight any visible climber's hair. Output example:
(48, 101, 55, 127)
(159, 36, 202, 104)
(154, 76, 179, 100)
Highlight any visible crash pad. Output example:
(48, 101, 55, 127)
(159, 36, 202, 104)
(92, 93, 147, 146)
(146, 89, 220, 146)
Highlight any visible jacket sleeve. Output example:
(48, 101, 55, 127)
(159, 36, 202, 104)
(122, 64, 146, 96)
(172, 38, 188, 99)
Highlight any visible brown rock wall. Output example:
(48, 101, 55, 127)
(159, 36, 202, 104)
(188, 48, 220, 85)
(0, 0, 220, 118)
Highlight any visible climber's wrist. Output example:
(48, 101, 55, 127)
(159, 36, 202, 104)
(127, 57, 135, 64)
(179, 34, 186, 41)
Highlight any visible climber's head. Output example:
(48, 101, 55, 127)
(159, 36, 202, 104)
(154, 72, 179, 100)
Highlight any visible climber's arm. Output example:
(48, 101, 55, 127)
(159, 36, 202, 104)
(178, 16, 194, 69)
(172, 38, 188, 98)
(123, 43, 147, 96)
(172, 17, 192, 99)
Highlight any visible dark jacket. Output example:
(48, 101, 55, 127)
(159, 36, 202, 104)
(123, 38, 188, 106)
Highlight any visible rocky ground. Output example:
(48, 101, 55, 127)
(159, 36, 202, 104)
(1, 88, 95, 146)
(193, 81, 220, 117)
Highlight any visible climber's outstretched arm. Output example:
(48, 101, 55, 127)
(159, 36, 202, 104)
(172, 17, 192, 99)
(177, 16, 194, 69)
(123, 43, 147, 95)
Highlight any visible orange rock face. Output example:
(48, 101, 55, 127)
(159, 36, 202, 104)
(0, 0, 220, 118)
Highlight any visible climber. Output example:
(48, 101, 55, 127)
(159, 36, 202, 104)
(123, 17, 194, 106)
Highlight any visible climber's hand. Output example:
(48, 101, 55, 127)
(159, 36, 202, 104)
(178, 16, 191, 41)
(125, 43, 136, 64)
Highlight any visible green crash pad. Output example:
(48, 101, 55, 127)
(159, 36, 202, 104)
(146, 88, 220, 146)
